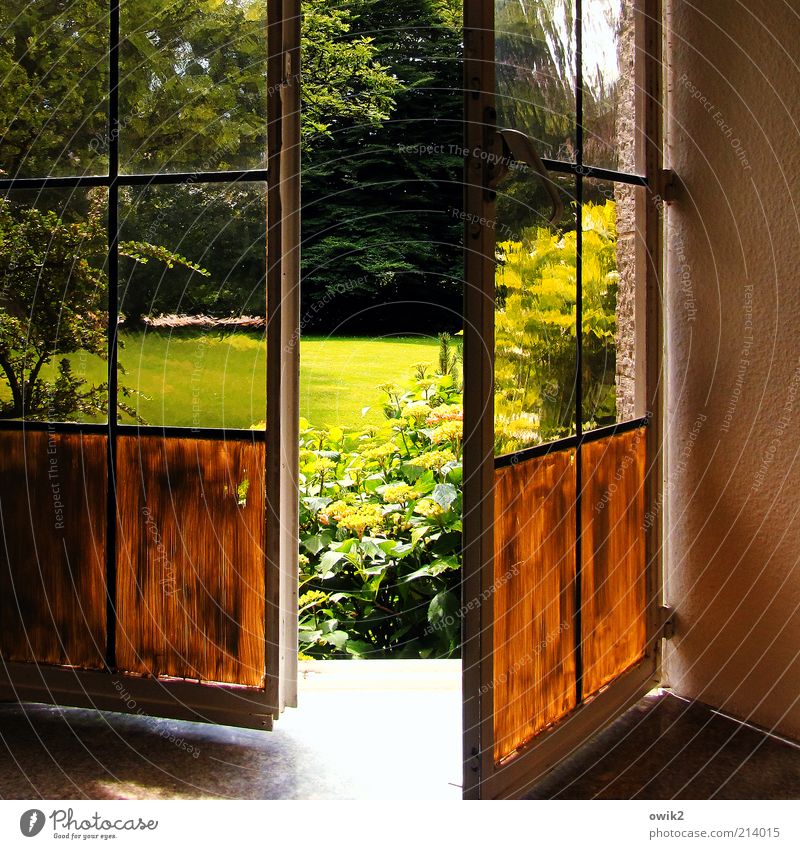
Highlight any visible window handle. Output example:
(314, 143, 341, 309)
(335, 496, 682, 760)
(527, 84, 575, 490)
(492, 128, 563, 227)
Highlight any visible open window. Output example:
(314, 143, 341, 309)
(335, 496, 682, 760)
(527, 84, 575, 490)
(1, 0, 665, 799)
(0, 0, 300, 728)
(461, 0, 665, 798)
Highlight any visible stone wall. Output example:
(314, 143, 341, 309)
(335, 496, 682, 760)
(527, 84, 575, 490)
(613, 1, 638, 420)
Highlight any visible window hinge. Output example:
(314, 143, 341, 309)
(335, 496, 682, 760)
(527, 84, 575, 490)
(470, 745, 480, 773)
(656, 169, 678, 204)
(659, 604, 675, 641)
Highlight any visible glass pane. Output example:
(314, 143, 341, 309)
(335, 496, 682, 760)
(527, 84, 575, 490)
(582, 0, 640, 172)
(118, 182, 267, 428)
(0, 2, 109, 179)
(495, 0, 576, 162)
(0, 188, 109, 422)
(494, 173, 577, 456)
(581, 178, 644, 428)
(119, 0, 267, 174)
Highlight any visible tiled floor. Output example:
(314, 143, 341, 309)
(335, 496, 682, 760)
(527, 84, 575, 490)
(1, 663, 799, 800)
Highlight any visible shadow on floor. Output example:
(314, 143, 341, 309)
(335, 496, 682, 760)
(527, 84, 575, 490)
(526, 691, 800, 799)
(0, 661, 462, 800)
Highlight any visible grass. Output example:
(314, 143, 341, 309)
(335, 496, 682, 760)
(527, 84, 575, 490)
(298, 335, 440, 427)
(21, 332, 441, 429)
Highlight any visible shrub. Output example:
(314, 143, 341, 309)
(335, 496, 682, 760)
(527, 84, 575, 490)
(298, 202, 621, 656)
(298, 347, 463, 659)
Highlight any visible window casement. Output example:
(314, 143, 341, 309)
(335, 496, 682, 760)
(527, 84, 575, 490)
(0, 0, 300, 725)
(461, 0, 665, 798)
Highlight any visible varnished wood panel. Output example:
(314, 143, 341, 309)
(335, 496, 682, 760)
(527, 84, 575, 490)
(116, 436, 266, 688)
(0, 431, 107, 668)
(493, 449, 577, 763)
(581, 428, 647, 698)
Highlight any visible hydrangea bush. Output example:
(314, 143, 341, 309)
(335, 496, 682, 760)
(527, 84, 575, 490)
(298, 355, 463, 659)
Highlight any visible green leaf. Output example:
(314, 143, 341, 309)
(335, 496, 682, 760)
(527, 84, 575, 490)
(415, 471, 436, 494)
(429, 556, 460, 574)
(400, 565, 434, 583)
(432, 483, 458, 510)
(318, 550, 346, 577)
(302, 531, 334, 555)
(401, 556, 459, 584)
(298, 628, 322, 644)
(303, 496, 332, 513)
(345, 639, 374, 657)
(323, 630, 349, 649)
(445, 465, 463, 485)
(400, 462, 426, 482)
(428, 590, 460, 629)
(364, 475, 385, 493)
(411, 525, 432, 546)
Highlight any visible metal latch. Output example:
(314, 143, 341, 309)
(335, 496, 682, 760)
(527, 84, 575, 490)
(470, 745, 480, 773)
(490, 129, 563, 226)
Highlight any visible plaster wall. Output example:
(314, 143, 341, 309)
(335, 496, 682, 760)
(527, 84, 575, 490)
(664, 0, 800, 739)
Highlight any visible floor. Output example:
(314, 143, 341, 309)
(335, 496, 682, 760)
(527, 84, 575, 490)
(526, 690, 800, 799)
(0, 661, 462, 800)
(1, 664, 799, 800)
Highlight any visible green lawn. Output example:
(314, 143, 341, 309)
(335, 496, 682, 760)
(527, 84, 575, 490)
(299, 335, 439, 427)
(23, 332, 440, 429)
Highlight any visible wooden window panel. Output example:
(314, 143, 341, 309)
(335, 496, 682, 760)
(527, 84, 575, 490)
(0, 431, 107, 669)
(581, 428, 647, 698)
(493, 448, 577, 762)
(115, 435, 266, 688)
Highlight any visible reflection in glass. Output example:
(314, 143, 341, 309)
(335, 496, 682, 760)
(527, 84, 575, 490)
(582, 0, 639, 172)
(581, 178, 643, 428)
(495, 0, 576, 162)
(0, 1, 109, 179)
(119, 0, 267, 174)
(118, 182, 267, 427)
(494, 173, 577, 456)
(0, 189, 109, 422)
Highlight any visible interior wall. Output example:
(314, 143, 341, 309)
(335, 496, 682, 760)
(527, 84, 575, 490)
(663, 0, 800, 739)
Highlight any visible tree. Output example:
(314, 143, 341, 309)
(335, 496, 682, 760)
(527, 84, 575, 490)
(300, 0, 464, 333)
(117, 182, 268, 325)
(0, 0, 400, 175)
(301, 0, 401, 150)
(0, 0, 405, 333)
(0, 0, 109, 178)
